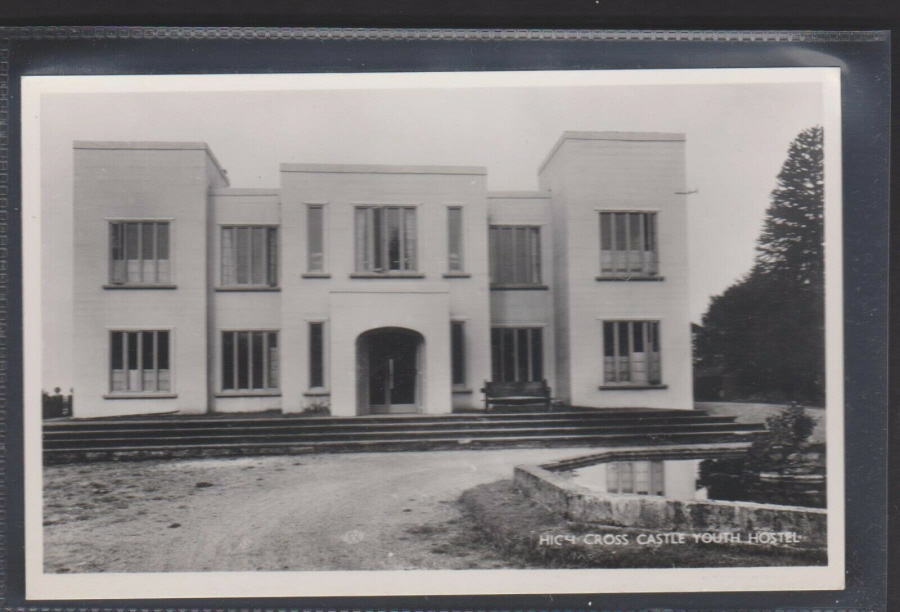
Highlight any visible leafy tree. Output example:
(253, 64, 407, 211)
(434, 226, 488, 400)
(695, 126, 825, 404)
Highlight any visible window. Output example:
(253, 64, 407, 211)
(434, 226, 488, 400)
(607, 461, 665, 495)
(447, 207, 464, 272)
(489, 226, 541, 285)
(307, 205, 325, 272)
(491, 327, 544, 382)
(451, 321, 466, 386)
(221, 331, 279, 391)
(599, 212, 658, 276)
(603, 321, 662, 385)
(354, 206, 417, 273)
(109, 221, 170, 285)
(109, 330, 170, 393)
(221, 226, 278, 287)
(309, 322, 325, 389)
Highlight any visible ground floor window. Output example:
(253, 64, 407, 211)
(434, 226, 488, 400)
(603, 320, 662, 385)
(110, 330, 170, 392)
(607, 460, 665, 495)
(308, 322, 325, 389)
(451, 321, 466, 386)
(491, 327, 544, 382)
(222, 331, 279, 391)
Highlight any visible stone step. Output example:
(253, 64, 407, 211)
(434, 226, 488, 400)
(44, 414, 741, 439)
(44, 429, 766, 463)
(44, 421, 766, 450)
(44, 408, 706, 430)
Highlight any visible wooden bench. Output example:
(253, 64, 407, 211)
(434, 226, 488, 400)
(481, 380, 552, 412)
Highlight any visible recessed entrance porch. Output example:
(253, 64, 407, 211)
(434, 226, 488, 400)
(356, 327, 424, 415)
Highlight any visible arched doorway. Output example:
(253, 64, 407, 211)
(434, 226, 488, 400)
(356, 327, 425, 415)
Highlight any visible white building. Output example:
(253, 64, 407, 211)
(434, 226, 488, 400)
(71, 131, 693, 418)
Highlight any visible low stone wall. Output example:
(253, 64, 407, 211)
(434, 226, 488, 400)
(514, 462, 827, 549)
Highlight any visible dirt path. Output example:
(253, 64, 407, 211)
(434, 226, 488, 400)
(44, 448, 592, 573)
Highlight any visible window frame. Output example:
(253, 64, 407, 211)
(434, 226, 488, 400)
(597, 210, 660, 278)
(450, 320, 467, 387)
(106, 327, 174, 396)
(600, 319, 663, 387)
(308, 321, 327, 391)
(305, 203, 328, 275)
(106, 218, 175, 287)
(490, 325, 545, 383)
(446, 205, 465, 274)
(219, 329, 281, 395)
(219, 224, 280, 289)
(352, 204, 420, 275)
(488, 224, 544, 288)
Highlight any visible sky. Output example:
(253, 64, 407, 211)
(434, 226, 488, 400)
(37, 76, 824, 391)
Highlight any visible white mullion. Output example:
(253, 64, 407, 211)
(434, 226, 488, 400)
(136, 331, 144, 392)
(639, 214, 646, 274)
(525, 328, 534, 380)
(611, 214, 619, 273)
(152, 223, 159, 283)
(152, 331, 159, 392)
(232, 332, 239, 390)
(262, 332, 270, 389)
(612, 322, 621, 382)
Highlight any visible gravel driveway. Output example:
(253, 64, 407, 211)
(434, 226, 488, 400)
(44, 448, 593, 573)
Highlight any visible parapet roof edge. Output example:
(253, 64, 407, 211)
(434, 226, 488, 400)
(487, 190, 551, 199)
(73, 140, 230, 187)
(280, 163, 487, 176)
(538, 131, 686, 175)
(210, 188, 280, 197)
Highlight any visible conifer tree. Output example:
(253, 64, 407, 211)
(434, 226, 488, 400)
(695, 126, 825, 404)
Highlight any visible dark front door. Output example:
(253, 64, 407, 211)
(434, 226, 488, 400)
(368, 331, 418, 413)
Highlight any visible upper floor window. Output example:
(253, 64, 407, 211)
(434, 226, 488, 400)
(354, 206, 417, 273)
(109, 221, 170, 285)
(110, 330, 170, 393)
(602, 320, 662, 386)
(489, 225, 542, 286)
(599, 212, 658, 277)
(221, 226, 278, 287)
(307, 205, 325, 273)
(447, 206, 464, 273)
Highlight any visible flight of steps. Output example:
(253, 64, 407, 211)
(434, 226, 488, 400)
(43, 408, 767, 464)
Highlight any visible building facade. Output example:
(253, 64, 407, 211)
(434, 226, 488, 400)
(72, 132, 693, 418)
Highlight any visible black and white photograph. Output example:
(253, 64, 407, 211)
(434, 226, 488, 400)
(22, 68, 844, 598)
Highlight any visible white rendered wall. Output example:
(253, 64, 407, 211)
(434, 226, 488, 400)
(540, 133, 694, 410)
(278, 166, 492, 414)
(72, 143, 227, 417)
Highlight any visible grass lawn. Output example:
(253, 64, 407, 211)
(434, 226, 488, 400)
(459, 480, 827, 569)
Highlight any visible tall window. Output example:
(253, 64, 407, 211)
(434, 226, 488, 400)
(307, 205, 325, 273)
(607, 461, 665, 495)
(447, 207, 464, 272)
(451, 321, 466, 386)
(221, 226, 278, 287)
(603, 321, 661, 385)
(489, 226, 541, 285)
(109, 221, 170, 285)
(354, 206, 417, 273)
(599, 212, 658, 276)
(222, 331, 279, 391)
(491, 327, 543, 382)
(309, 322, 325, 389)
(110, 330, 170, 393)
